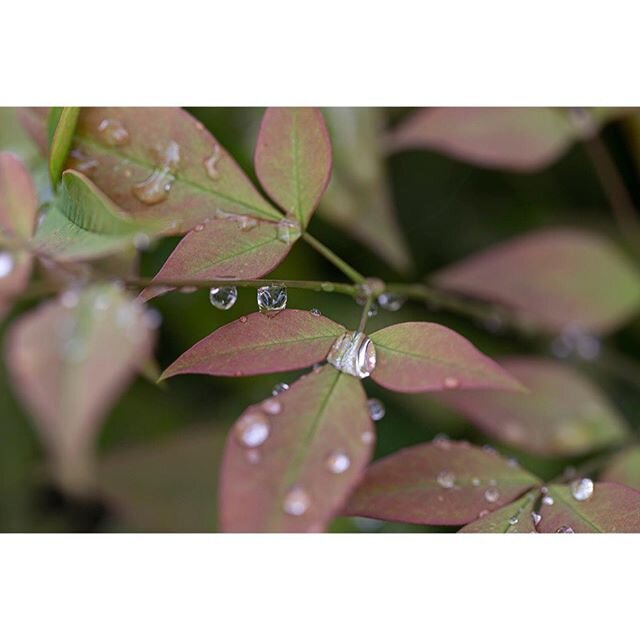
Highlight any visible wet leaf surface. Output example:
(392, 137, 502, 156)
(459, 490, 539, 533)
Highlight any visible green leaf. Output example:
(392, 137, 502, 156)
(48, 107, 80, 189)
(600, 446, 640, 491)
(254, 107, 332, 227)
(34, 170, 164, 261)
(345, 441, 539, 525)
(220, 365, 374, 532)
(437, 357, 629, 457)
(538, 482, 640, 532)
(459, 490, 540, 533)
(433, 228, 640, 334)
(320, 108, 412, 272)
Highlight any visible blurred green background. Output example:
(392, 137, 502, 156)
(1, 107, 639, 532)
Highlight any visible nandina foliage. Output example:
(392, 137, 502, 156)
(2, 106, 640, 532)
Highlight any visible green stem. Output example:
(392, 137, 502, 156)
(302, 232, 365, 284)
(357, 295, 375, 333)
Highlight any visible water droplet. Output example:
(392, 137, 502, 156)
(60, 289, 80, 309)
(482, 445, 497, 455)
(437, 471, 456, 489)
(542, 495, 554, 506)
(443, 376, 460, 389)
(246, 449, 261, 464)
(276, 219, 301, 245)
(355, 278, 385, 303)
(507, 457, 519, 468)
(508, 515, 519, 526)
(193, 223, 205, 232)
(214, 209, 258, 231)
(68, 148, 98, 175)
(551, 326, 601, 361)
(97, 119, 129, 146)
(471, 477, 481, 487)
(235, 412, 270, 448)
(367, 398, 385, 421)
(239, 315, 248, 323)
(257, 284, 287, 314)
(555, 526, 575, 533)
(310, 308, 322, 317)
(478, 509, 490, 518)
(433, 433, 451, 449)
(326, 450, 351, 474)
(283, 487, 310, 516)
(204, 144, 221, 179)
(132, 140, 180, 205)
(570, 477, 594, 502)
(531, 512, 542, 526)
(361, 429, 375, 445)
(261, 398, 282, 415)
(320, 282, 335, 292)
(272, 382, 289, 396)
(367, 303, 378, 317)
(327, 331, 376, 379)
(484, 487, 500, 503)
(377, 292, 406, 312)
(0, 252, 15, 278)
(144, 308, 162, 330)
(179, 286, 197, 294)
(133, 233, 151, 250)
(209, 286, 238, 310)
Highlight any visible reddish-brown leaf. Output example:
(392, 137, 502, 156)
(345, 442, 538, 525)
(161, 310, 346, 379)
(255, 107, 332, 227)
(437, 357, 628, 457)
(433, 228, 640, 334)
(600, 446, 640, 491)
(4, 284, 155, 496)
(370, 322, 523, 393)
(459, 489, 540, 533)
(538, 482, 640, 533)
(220, 365, 374, 532)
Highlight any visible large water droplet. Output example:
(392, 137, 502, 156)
(327, 331, 376, 379)
(132, 140, 180, 205)
(272, 382, 289, 396)
(209, 286, 238, 310)
(257, 284, 287, 314)
(276, 219, 301, 245)
(326, 450, 351, 474)
(377, 292, 406, 312)
(542, 495, 554, 506)
(555, 526, 575, 533)
(437, 470, 456, 489)
(204, 144, 221, 179)
(235, 412, 270, 448)
(367, 398, 385, 421)
(0, 252, 15, 278)
(283, 487, 310, 516)
(484, 487, 500, 503)
(97, 119, 129, 146)
(310, 308, 322, 317)
(471, 477, 481, 487)
(570, 478, 594, 502)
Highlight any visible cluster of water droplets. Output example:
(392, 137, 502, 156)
(551, 326, 601, 361)
(213, 208, 258, 232)
(132, 140, 180, 205)
(68, 148, 99, 175)
(327, 331, 377, 379)
(97, 119, 130, 146)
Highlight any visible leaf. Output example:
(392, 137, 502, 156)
(437, 357, 628, 457)
(345, 441, 539, 525)
(459, 490, 539, 533)
(48, 107, 80, 188)
(433, 228, 640, 334)
(387, 107, 577, 172)
(61, 107, 283, 231)
(255, 107, 331, 227)
(600, 446, 640, 491)
(4, 284, 155, 496)
(319, 108, 412, 272)
(33, 170, 164, 261)
(161, 309, 345, 380)
(220, 365, 374, 532)
(140, 216, 296, 301)
(538, 482, 640, 533)
(369, 321, 523, 393)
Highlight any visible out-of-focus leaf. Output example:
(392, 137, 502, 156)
(433, 228, 640, 334)
(220, 365, 374, 532)
(141, 217, 296, 301)
(0, 152, 38, 316)
(459, 490, 539, 533)
(99, 426, 226, 532)
(320, 108, 411, 272)
(254, 108, 331, 227)
(600, 446, 640, 491)
(386, 107, 626, 172)
(39, 107, 282, 231)
(162, 310, 345, 380)
(5, 284, 155, 496)
(370, 322, 523, 393)
(48, 107, 80, 188)
(538, 482, 640, 533)
(437, 357, 628, 457)
(34, 170, 164, 261)
(345, 442, 539, 525)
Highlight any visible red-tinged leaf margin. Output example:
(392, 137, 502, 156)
(220, 365, 375, 532)
(538, 482, 640, 533)
(255, 107, 332, 227)
(345, 442, 539, 526)
(369, 322, 524, 393)
(49, 107, 80, 189)
(161, 309, 346, 380)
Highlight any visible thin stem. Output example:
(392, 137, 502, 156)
(583, 135, 640, 254)
(302, 232, 365, 284)
(357, 296, 374, 333)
